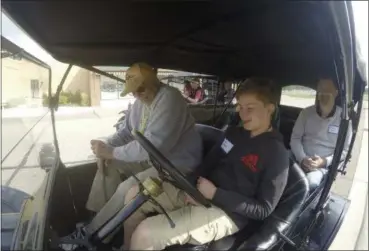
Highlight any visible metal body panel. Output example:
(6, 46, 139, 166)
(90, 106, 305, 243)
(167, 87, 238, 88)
(1, 186, 31, 251)
(1, 213, 22, 251)
(1, 186, 31, 213)
(280, 193, 350, 251)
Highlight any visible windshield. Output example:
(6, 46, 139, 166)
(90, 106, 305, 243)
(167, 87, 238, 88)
(51, 67, 232, 166)
(53, 66, 133, 166)
(1, 50, 56, 197)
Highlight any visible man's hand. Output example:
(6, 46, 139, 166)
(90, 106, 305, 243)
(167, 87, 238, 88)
(310, 155, 327, 169)
(197, 177, 217, 200)
(91, 140, 114, 160)
(301, 157, 315, 172)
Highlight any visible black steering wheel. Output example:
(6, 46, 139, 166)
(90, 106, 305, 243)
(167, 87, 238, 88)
(132, 130, 211, 207)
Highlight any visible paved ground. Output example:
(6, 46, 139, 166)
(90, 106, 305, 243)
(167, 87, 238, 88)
(1, 97, 135, 166)
(329, 104, 368, 250)
(356, 197, 369, 250)
(1, 113, 119, 194)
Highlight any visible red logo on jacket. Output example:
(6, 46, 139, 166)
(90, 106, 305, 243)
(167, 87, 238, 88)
(241, 154, 259, 172)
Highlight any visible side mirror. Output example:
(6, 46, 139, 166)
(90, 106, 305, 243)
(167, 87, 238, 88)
(38, 143, 56, 172)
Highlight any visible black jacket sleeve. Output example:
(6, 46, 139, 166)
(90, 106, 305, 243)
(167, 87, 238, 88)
(211, 143, 289, 220)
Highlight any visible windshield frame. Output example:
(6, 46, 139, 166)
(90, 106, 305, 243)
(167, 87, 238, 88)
(1, 35, 59, 251)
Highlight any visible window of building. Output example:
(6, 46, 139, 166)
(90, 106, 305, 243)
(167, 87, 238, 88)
(30, 79, 40, 98)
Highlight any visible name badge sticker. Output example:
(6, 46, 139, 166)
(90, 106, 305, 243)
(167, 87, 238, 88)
(328, 125, 339, 134)
(221, 138, 234, 154)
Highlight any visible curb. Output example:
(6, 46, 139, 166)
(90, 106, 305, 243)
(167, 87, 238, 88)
(329, 108, 368, 250)
(355, 195, 368, 250)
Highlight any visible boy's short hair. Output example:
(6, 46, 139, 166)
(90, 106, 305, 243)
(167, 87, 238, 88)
(235, 77, 278, 105)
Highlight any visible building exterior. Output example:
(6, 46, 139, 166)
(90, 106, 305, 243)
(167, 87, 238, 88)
(2, 37, 200, 108)
(1, 36, 101, 107)
(2, 55, 49, 107)
(49, 62, 101, 106)
(96, 66, 201, 101)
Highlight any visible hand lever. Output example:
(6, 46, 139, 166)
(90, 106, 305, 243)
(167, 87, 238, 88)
(149, 197, 176, 228)
(131, 172, 146, 191)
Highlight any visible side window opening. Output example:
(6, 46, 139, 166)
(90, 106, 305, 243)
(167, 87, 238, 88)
(280, 85, 316, 108)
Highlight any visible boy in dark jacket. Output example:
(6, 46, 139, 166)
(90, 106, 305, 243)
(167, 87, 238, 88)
(122, 78, 289, 250)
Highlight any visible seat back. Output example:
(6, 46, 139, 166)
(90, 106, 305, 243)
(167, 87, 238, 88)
(194, 124, 224, 156)
(270, 160, 309, 223)
(272, 105, 281, 129)
(236, 160, 309, 250)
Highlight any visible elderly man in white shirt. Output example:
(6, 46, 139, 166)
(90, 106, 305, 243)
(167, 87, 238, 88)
(290, 78, 352, 190)
(85, 62, 203, 235)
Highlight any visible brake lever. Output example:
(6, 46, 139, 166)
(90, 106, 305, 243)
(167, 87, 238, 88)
(149, 196, 176, 228)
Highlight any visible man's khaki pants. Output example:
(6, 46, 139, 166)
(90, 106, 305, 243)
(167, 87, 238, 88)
(85, 159, 159, 234)
(124, 182, 239, 250)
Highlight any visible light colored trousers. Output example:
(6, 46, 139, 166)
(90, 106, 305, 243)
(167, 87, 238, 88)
(306, 168, 328, 190)
(289, 150, 328, 191)
(85, 159, 158, 234)
(124, 182, 239, 250)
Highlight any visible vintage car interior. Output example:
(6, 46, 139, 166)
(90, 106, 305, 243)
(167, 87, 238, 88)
(2, 1, 365, 251)
(48, 107, 311, 251)
(44, 80, 357, 250)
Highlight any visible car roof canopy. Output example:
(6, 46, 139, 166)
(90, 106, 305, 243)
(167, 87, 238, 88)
(2, 1, 363, 89)
(1, 36, 50, 69)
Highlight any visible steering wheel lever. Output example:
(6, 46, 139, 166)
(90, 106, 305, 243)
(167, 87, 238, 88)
(139, 176, 176, 228)
(149, 196, 176, 228)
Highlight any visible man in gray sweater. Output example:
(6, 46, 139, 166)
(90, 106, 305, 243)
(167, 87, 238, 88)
(290, 78, 352, 190)
(86, 62, 203, 233)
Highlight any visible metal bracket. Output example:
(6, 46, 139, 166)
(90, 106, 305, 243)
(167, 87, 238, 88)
(278, 232, 297, 248)
(50, 64, 73, 111)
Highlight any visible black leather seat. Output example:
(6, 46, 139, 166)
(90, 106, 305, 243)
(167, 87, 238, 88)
(166, 159, 309, 251)
(194, 124, 224, 156)
(232, 160, 309, 250)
